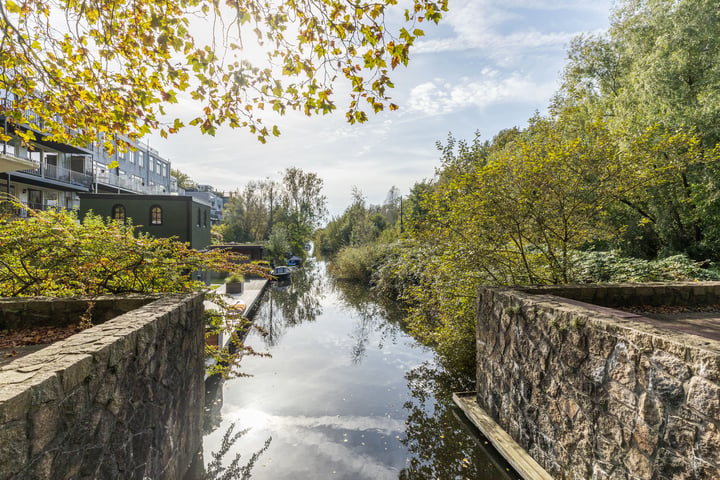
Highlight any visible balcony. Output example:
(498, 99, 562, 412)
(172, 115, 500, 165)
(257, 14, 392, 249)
(94, 170, 168, 195)
(16, 162, 93, 188)
(0, 153, 37, 173)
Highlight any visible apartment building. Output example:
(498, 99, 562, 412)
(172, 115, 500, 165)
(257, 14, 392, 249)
(0, 120, 172, 212)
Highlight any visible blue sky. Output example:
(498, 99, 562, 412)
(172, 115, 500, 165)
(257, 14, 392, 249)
(150, 0, 613, 217)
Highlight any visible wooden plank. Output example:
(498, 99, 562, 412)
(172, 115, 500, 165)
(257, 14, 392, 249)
(453, 392, 554, 480)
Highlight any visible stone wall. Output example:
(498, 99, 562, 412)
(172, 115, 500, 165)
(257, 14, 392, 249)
(0, 293, 205, 480)
(476, 284, 720, 480)
(0, 294, 162, 330)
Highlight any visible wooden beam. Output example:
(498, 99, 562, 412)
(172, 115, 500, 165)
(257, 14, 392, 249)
(453, 392, 554, 480)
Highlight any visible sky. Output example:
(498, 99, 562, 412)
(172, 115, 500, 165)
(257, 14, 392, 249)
(149, 0, 614, 218)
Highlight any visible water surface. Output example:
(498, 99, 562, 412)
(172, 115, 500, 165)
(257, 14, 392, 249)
(201, 260, 520, 480)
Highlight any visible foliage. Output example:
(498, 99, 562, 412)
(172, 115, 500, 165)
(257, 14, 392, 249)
(0, 198, 268, 377)
(367, 113, 718, 374)
(265, 225, 291, 264)
(558, 0, 720, 259)
(0, 0, 446, 149)
(225, 274, 245, 283)
(322, 0, 720, 376)
(277, 167, 327, 254)
(570, 250, 720, 283)
(315, 185, 401, 256)
(327, 242, 389, 284)
(171, 168, 196, 190)
(218, 178, 277, 243)
(204, 423, 271, 480)
(219, 167, 326, 259)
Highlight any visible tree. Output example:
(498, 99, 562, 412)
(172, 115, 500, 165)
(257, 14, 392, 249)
(561, 0, 720, 146)
(559, 0, 720, 259)
(277, 167, 327, 253)
(0, 0, 447, 149)
(171, 168, 196, 190)
(219, 179, 277, 243)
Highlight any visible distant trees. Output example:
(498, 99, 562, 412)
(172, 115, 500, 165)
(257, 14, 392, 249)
(217, 167, 326, 259)
(171, 168, 196, 190)
(315, 185, 402, 257)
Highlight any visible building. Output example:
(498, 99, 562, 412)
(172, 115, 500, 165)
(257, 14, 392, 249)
(90, 135, 171, 195)
(182, 184, 224, 224)
(78, 194, 212, 250)
(0, 120, 172, 212)
(1, 123, 94, 211)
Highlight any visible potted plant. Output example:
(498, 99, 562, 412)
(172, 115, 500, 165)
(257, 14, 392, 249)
(224, 274, 244, 294)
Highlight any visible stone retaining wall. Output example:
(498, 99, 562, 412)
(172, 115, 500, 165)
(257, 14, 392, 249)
(0, 294, 162, 330)
(0, 293, 205, 480)
(476, 283, 720, 480)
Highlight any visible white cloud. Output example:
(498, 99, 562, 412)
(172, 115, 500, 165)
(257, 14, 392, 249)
(407, 73, 556, 115)
(414, 0, 610, 57)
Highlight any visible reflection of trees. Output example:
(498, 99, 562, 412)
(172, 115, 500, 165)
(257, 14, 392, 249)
(330, 274, 406, 364)
(253, 259, 325, 346)
(400, 363, 521, 480)
(202, 423, 272, 480)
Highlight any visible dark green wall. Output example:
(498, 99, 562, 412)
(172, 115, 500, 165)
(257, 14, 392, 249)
(79, 194, 212, 249)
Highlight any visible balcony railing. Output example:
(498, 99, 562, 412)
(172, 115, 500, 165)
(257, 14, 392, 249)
(16, 162, 93, 188)
(94, 170, 168, 195)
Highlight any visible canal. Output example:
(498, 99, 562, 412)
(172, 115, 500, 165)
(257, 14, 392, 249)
(199, 260, 521, 479)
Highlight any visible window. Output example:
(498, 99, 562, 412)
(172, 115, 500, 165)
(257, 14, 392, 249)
(112, 204, 126, 222)
(196, 207, 201, 227)
(203, 210, 208, 228)
(150, 205, 163, 225)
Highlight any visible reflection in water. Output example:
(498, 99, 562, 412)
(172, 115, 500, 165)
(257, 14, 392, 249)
(253, 260, 325, 347)
(330, 275, 405, 364)
(204, 424, 272, 480)
(204, 374, 224, 435)
(401, 363, 521, 480)
(199, 260, 520, 479)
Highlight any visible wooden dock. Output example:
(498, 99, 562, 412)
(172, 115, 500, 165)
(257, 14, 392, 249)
(453, 392, 554, 480)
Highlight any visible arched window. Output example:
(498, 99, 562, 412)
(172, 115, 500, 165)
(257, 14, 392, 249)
(150, 205, 163, 225)
(112, 204, 126, 222)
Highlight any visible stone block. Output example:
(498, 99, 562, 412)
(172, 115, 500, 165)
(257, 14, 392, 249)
(632, 419, 658, 456)
(0, 421, 29, 478)
(30, 374, 62, 406)
(691, 352, 720, 383)
(696, 422, 720, 465)
(692, 458, 720, 480)
(651, 351, 691, 380)
(663, 415, 697, 456)
(654, 448, 692, 480)
(648, 368, 685, 407)
(29, 403, 61, 455)
(638, 392, 664, 428)
(608, 381, 638, 409)
(597, 415, 624, 448)
(623, 447, 653, 480)
(607, 345, 636, 389)
(686, 376, 720, 419)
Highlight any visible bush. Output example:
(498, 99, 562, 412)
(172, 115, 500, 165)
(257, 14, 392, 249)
(327, 243, 390, 284)
(570, 250, 720, 283)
